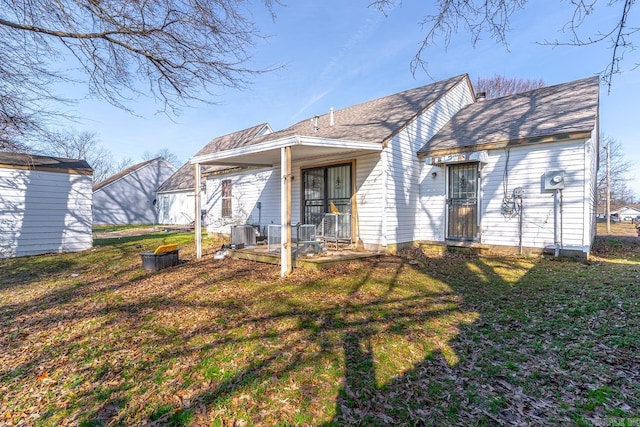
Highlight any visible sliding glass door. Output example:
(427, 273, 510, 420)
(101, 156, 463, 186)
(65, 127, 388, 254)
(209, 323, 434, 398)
(302, 163, 352, 226)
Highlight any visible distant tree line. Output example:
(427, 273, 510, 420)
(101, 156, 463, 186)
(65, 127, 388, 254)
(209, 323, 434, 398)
(38, 129, 180, 183)
(598, 136, 636, 205)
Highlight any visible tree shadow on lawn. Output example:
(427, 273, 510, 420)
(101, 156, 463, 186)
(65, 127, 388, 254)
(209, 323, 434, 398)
(148, 254, 595, 426)
(0, 255, 78, 291)
(2, 253, 463, 425)
(1, 248, 637, 426)
(324, 252, 639, 426)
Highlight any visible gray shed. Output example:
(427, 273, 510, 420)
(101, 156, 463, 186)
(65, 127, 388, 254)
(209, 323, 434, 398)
(0, 152, 93, 258)
(92, 157, 177, 225)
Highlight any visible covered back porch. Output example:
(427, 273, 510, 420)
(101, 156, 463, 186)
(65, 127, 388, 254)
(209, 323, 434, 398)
(190, 135, 382, 276)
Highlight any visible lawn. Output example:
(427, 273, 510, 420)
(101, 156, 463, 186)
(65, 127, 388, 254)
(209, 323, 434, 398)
(0, 226, 638, 426)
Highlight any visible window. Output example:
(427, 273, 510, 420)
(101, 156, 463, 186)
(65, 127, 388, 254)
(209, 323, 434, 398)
(221, 179, 232, 218)
(302, 163, 352, 226)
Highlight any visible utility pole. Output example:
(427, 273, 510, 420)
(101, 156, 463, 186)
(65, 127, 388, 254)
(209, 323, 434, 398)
(606, 142, 611, 234)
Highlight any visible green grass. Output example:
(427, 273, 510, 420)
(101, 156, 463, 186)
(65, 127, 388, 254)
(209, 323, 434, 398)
(0, 228, 638, 425)
(92, 224, 155, 232)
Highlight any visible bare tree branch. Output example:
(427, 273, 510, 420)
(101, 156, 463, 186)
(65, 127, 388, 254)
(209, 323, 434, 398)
(597, 135, 636, 204)
(38, 129, 133, 182)
(0, 0, 278, 150)
(369, 0, 638, 91)
(474, 74, 545, 98)
(141, 148, 181, 166)
(540, 0, 638, 93)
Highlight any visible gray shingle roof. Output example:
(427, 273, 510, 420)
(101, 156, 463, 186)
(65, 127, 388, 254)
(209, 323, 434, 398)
(157, 123, 270, 193)
(0, 151, 92, 173)
(252, 74, 469, 145)
(418, 76, 599, 156)
(175, 76, 468, 184)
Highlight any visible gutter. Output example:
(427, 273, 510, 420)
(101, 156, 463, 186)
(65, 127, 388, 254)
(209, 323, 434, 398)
(418, 131, 592, 159)
(189, 135, 382, 166)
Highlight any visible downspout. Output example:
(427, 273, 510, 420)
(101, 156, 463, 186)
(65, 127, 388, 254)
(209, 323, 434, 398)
(518, 194, 524, 255)
(380, 148, 388, 249)
(554, 189, 560, 257)
(195, 162, 202, 259)
(560, 189, 564, 255)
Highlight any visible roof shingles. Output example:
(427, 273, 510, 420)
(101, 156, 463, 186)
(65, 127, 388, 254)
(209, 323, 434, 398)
(418, 76, 599, 156)
(0, 151, 92, 172)
(266, 74, 468, 144)
(159, 76, 468, 192)
(157, 123, 270, 192)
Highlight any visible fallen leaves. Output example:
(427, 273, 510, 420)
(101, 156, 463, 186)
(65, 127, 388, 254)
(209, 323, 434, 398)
(0, 231, 638, 425)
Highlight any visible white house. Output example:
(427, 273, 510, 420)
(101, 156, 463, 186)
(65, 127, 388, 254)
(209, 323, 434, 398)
(188, 74, 599, 274)
(93, 157, 177, 225)
(612, 206, 640, 221)
(156, 124, 272, 225)
(0, 152, 93, 258)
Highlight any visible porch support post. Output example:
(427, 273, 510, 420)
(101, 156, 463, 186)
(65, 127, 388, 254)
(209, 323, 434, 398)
(195, 162, 202, 259)
(280, 146, 293, 276)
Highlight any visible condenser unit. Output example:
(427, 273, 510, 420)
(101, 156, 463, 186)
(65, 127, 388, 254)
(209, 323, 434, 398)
(231, 225, 257, 246)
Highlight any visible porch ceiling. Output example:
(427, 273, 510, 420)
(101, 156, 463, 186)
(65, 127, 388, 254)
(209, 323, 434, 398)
(189, 135, 382, 167)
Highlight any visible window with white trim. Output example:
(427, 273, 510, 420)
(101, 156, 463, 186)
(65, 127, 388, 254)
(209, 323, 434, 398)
(221, 179, 232, 218)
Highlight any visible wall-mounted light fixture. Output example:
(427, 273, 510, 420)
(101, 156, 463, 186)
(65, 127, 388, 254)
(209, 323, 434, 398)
(431, 172, 438, 179)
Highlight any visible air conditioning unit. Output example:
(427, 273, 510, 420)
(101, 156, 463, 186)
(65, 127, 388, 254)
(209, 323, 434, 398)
(544, 170, 565, 190)
(231, 225, 257, 246)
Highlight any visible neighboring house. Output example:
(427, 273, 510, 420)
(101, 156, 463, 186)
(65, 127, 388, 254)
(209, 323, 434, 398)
(0, 152, 93, 258)
(156, 124, 272, 225)
(189, 74, 599, 274)
(93, 157, 177, 225)
(612, 206, 640, 221)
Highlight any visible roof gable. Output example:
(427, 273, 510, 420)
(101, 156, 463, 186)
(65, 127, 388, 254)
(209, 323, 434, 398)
(93, 157, 176, 192)
(157, 123, 271, 192)
(418, 76, 599, 156)
(251, 74, 470, 146)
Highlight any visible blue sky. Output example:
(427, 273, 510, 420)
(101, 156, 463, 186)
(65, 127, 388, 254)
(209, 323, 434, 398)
(63, 1, 639, 196)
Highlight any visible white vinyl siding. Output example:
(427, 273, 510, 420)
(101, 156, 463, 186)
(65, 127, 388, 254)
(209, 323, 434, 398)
(418, 162, 447, 241)
(583, 128, 599, 251)
(205, 168, 279, 235)
(386, 78, 475, 246)
(418, 139, 594, 253)
(157, 191, 196, 225)
(199, 79, 474, 249)
(93, 159, 176, 225)
(355, 153, 385, 249)
(0, 168, 92, 258)
(480, 140, 590, 250)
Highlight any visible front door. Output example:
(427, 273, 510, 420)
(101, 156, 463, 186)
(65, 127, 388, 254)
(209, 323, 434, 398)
(447, 163, 478, 240)
(302, 163, 352, 226)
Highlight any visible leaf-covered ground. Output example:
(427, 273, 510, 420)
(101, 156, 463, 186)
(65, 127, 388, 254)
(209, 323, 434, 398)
(0, 227, 638, 426)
